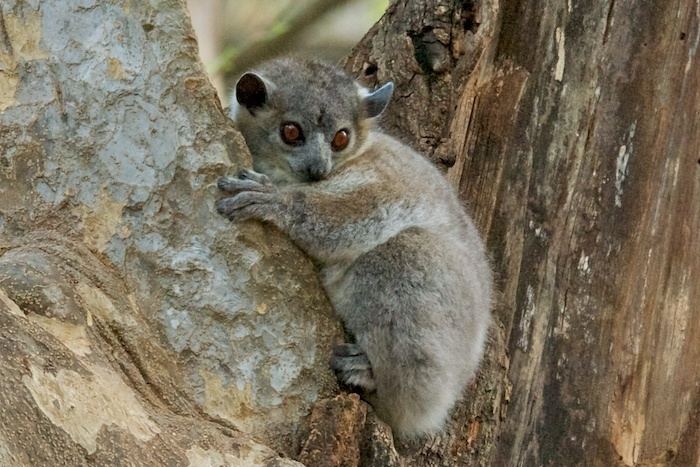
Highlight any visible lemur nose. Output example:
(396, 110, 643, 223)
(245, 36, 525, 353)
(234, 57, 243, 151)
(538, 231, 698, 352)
(306, 167, 324, 182)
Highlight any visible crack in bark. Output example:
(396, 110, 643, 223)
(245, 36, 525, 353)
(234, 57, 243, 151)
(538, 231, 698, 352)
(0, 9, 14, 56)
(100, 316, 243, 436)
(602, 0, 616, 45)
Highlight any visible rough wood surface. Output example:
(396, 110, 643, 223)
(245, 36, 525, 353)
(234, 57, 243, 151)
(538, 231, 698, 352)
(0, 0, 341, 463)
(298, 394, 368, 467)
(347, 0, 700, 465)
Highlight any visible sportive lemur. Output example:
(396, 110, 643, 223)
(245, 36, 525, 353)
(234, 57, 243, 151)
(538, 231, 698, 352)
(217, 58, 492, 438)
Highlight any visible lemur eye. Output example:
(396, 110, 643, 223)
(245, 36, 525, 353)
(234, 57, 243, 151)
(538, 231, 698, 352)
(331, 129, 350, 152)
(280, 122, 304, 146)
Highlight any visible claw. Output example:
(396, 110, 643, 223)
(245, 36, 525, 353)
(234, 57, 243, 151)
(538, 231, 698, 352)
(215, 197, 228, 213)
(237, 168, 271, 185)
(238, 169, 254, 180)
(217, 177, 233, 190)
(217, 175, 273, 194)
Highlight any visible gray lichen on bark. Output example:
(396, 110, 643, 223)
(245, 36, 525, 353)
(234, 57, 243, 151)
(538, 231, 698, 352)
(0, 0, 341, 462)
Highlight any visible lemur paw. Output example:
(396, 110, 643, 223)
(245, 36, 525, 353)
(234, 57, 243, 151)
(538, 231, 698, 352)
(331, 343, 376, 393)
(215, 191, 278, 221)
(217, 169, 274, 194)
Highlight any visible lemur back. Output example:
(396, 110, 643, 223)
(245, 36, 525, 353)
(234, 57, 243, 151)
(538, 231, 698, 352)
(217, 58, 492, 438)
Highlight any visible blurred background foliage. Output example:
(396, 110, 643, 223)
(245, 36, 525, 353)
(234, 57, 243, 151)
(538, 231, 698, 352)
(186, 0, 389, 103)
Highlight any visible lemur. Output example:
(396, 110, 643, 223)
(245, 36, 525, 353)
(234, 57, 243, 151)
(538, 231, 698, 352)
(216, 58, 492, 438)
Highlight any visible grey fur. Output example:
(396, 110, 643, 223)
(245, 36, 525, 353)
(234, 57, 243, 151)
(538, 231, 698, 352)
(220, 58, 492, 438)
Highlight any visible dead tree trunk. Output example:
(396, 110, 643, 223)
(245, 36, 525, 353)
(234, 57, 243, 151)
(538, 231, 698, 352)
(346, 0, 700, 465)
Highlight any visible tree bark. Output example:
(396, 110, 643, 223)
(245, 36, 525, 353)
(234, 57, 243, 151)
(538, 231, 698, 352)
(1, 0, 698, 466)
(0, 0, 341, 463)
(346, 0, 700, 465)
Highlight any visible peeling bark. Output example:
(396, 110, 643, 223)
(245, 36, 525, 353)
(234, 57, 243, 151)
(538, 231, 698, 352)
(298, 394, 368, 467)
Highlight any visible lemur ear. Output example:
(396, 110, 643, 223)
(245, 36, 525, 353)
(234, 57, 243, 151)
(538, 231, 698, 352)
(235, 72, 269, 112)
(362, 81, 394, 118)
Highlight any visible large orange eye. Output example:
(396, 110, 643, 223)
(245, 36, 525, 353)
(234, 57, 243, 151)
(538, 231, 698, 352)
(280, 122, 304, 146)
(331, 129, 350, 152)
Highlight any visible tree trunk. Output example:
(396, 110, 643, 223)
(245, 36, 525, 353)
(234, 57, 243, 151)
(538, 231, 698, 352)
(0, 0, 340, 464)
(1, 0, 698, 466)
(346, 0, 700, 465)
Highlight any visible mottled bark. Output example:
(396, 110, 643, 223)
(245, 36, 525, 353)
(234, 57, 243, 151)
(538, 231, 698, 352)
(0, 0, 341, 464)
(346, 0, 700, 465)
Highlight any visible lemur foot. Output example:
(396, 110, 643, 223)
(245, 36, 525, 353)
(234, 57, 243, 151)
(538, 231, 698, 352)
(331, 343, 376, 393)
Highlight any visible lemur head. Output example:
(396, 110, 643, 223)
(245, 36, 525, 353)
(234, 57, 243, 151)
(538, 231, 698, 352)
(230, 58, 393, 184)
